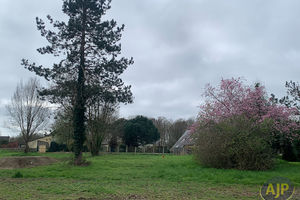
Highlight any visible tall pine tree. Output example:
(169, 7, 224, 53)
(22, 0, 133, 165)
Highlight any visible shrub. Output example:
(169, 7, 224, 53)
(48, 142, 68, 152)
(12, 171, 23, 178)
(194, 116, 274, 170)
(282, 140, 300, 162)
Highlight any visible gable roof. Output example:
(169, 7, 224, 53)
(170, 130, 195, 151)
(0, 136, 10, 144)
(0, 136, 10, 141)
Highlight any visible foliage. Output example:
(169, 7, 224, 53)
(22, 0, 133, 164)
(124, 116, 160, 147)
(199, 78, 299, 143)
(195, 116, 274, 170)
(277, 81, 300, 109)
(6, 78, 50, 153)
(47, 141, 68, 152)
(282, 140, 300, 162)
(86, 102, 118, 156)
(12, 171, 23, 178)
(0, 151, 300, 199)
(271, 81, 300, 161)
(51, 110, 74, 151)
(194, 78, 300, 170)
(110, 118, 127, 138)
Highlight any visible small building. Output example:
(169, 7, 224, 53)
(170, 130, 195, 155)
(28, 136, 53, 153)
(0, 136, 10, 145)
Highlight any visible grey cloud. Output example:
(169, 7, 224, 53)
(1, 0, 300, 135)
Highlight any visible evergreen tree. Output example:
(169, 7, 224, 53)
(22, 0, 133, 164)
(124, 116, 160, 148)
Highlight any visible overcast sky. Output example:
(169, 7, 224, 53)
(1, 0, 300, 136)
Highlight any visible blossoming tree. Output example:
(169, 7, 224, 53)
(198, 78, 299, 141)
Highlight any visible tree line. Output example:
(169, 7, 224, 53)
(5, 77, 194, 155)
(51, 108, 195, 154)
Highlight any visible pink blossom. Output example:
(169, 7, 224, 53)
(198, 78, 300, 141)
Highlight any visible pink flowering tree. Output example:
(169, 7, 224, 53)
(198, 78, 299, 142)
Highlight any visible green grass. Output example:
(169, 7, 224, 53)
(0, 150, 299, 199)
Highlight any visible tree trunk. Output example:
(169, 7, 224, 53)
(74, 151, 83, 166)
(126, 145, 128, 153)
(135, 146, 137, 154)
(73, 4, 87, 165)
(90, 143, 99, 156)
(24, 142, 29, 153)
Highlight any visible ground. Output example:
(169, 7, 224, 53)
(0, 150, 299, 200)
(0, 156, 58, 169)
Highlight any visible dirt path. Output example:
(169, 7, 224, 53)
(0, 156, 58, 169)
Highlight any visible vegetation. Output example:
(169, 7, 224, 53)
(124, 116, 160, 148)
(86, 102, 118, 156)
(6, 78, 50, 153)
(51, 110, 74, 152)
(194, 78, 300, 170)
(22, 0, 133, 164)
(0, 150, 299, 199)
(195, 116, 274, 170)
(272, 81, 300, 161)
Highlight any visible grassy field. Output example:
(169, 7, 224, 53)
(0, 150, 299, 200)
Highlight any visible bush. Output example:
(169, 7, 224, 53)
(48, 142, 68, 152)
(282, 140, 300, 162)
(12, 171, 23, 178)
(194, 116, 274, 170)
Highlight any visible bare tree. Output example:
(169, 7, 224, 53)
(153, 117, 172, 153)
(51, 109, 74, 151)
(87, 101, 119, 156)
(168, 118, 195, 148)
(6, 78, 50, 153)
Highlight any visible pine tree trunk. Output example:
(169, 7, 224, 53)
(74, 151, 83, 165)
(73, 4, 87, 165)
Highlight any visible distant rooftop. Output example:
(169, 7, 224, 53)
(0, 136, 10, 142)
(170, 130, 195, 151)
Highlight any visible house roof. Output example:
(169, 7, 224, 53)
(29, 135, 52, 143)
(0, 136, 10, 141)
(170, 130, 195, 150)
